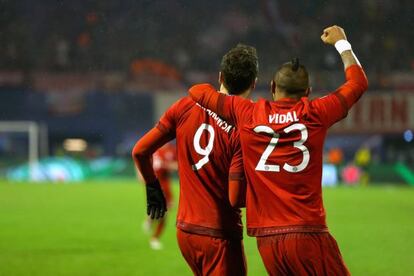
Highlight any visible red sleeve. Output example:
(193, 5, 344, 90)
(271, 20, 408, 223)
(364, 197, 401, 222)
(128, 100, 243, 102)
(156, 100, 181, 135)
(312, 65, 368, 127)
(189, 83, 253, 126)
(228, 132, 246, 208)
(229, 179, 246, 208)
(132, 102, 180, 184)
(229, 150, 244, 181)
(132, 127, 174, 184)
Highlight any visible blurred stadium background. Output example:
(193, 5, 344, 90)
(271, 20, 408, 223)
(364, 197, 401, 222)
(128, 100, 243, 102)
(0, 0, 413, 275)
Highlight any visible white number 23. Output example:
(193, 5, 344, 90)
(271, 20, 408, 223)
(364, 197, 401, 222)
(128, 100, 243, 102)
(254, 123, 310, 173)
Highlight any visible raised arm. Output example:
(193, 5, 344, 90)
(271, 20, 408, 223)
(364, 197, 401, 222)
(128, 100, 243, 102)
(321, 25, 368, 108)
(315, 26, 368, 126)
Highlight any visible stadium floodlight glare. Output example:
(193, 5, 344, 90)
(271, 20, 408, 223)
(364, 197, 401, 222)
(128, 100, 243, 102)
(63, 138, 88, 152)
(0, 121, 41, 181)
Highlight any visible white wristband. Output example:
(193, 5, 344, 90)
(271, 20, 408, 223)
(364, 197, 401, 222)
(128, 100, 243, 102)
(335, 40, 352, 54)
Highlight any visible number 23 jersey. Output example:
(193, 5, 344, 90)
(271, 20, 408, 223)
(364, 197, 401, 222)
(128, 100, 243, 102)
(157, 96, 244, 239)
(237, 96, 345, 236)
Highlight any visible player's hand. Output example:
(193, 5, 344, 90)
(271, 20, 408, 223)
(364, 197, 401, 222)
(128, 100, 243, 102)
(145, 179, 167, 219)
(321, 25, 347, 45)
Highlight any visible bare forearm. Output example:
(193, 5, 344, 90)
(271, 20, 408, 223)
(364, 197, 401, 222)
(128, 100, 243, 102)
(335, 42, 368, 107)
(340, 50, 360, 70)
(321, 26, 362, 70)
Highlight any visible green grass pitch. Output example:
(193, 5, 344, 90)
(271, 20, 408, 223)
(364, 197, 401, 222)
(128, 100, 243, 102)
(0, 180, 413, 275)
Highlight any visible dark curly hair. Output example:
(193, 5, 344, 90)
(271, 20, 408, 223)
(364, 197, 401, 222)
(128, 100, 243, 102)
(220, 44, 258, 95)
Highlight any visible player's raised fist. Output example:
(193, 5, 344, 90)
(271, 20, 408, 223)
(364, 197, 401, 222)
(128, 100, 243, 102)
(321, 25, 347, 45)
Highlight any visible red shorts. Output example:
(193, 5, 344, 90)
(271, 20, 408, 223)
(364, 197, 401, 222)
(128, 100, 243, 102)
(257, 232, 350, 276)
(177, 228, 246, 276)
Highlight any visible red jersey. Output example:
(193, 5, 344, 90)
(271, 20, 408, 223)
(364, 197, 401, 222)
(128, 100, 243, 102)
(189, 65, 368, 236)
(156, 96, 244, 239)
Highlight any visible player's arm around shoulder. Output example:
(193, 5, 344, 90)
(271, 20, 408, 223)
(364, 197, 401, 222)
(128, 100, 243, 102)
(189, 83, 254, 126)
(188, 83, 220, 110)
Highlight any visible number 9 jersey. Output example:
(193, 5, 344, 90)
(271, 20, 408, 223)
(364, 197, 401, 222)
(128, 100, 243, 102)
(157, 96, 244, 239)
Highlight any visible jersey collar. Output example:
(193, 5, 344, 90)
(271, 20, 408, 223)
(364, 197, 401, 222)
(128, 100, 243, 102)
(274, 97, 300, 106)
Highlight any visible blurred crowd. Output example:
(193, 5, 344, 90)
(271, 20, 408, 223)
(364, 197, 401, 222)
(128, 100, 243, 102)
(0, 0, 412, 179)
(0, 0, 413, 89)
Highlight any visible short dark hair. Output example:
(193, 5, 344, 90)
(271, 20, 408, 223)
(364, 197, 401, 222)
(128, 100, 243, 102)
(274, 58, 309, 95)
(220, 44, 258, 95)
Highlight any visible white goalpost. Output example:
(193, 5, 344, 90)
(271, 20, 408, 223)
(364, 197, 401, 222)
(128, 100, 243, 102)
(0, 121, 47, 181)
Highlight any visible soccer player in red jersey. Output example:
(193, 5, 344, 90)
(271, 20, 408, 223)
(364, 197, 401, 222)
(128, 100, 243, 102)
(132, 44, 258, 275)
(142, 143, 177, 250)
(189, 26, 368, 275)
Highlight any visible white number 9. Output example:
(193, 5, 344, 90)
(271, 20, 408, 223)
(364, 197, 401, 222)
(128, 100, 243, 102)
(192, 123, 215, 170)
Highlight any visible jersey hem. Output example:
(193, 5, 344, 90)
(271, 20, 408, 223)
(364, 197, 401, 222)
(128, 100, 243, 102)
(176, 220, 243, 240)
(247, 225, 328, 237)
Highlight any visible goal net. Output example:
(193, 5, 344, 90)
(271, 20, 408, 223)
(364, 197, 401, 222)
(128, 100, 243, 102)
(0, 121, 47, 181)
